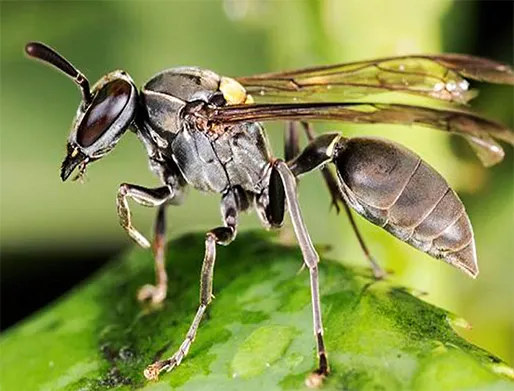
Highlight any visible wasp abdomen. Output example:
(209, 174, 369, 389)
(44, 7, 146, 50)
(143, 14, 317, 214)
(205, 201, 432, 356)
(334, 137, 478, 277)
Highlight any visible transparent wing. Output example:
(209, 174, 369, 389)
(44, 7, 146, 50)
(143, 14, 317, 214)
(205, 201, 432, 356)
(237, 54, 514, 105)
(207, 102, 513, 166)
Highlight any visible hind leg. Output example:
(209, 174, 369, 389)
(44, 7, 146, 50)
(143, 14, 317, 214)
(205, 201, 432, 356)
(286, 123, 386, 279)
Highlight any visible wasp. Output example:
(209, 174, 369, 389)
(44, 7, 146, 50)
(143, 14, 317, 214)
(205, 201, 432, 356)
(25, 42, 513, 385)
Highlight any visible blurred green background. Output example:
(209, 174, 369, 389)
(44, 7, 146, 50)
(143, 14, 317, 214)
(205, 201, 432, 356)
(1, 0, 512, 366)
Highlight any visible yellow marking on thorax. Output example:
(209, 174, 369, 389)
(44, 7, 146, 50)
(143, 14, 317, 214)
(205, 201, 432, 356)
(219, 77, 253, 105)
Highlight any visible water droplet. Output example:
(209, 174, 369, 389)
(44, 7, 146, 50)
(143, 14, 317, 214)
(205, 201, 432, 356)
(433, 82, 445, 92)
(458, 80, 469, 91)
(490, 144, 502, 154)
(446, 81, 457, 92)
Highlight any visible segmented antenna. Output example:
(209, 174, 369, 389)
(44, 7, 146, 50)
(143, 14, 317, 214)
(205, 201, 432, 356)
(25, 41, 92, 104)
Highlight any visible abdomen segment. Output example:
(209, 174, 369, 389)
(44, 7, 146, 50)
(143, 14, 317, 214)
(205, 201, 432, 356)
(334, 137, 478, 277)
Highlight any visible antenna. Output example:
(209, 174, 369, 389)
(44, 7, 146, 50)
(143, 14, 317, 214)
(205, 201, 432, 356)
(25, 41, 92, 104)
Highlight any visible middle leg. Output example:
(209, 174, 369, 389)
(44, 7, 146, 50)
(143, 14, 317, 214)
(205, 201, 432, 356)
(143, 189, 239, 380)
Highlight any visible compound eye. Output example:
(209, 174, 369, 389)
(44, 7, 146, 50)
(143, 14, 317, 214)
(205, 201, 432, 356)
(76, 79, 131, 147)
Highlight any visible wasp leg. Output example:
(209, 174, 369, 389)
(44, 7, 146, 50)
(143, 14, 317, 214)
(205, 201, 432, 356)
(117, 184, 172, 248)
(338, 201, 385, 279)
(144, 190, 239, 380)
(273, 160, 329, 386)
(116, 184, 183, 303)
(137, 204, 169, 304)
(285, 122, 301, 161)
(296, 124, 386, 279)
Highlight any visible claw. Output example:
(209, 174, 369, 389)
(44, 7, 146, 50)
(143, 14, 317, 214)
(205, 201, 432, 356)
(371, 266, 387, 280)
(144, 353, 181, 381)
(144, 363, 162, 381)
(305, 368, 328, 388)
(137, 284, 167, 304)
(368, 256, 388, 280)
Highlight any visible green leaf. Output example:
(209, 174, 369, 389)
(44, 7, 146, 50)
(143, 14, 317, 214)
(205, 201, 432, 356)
(1, 232, 512, 391)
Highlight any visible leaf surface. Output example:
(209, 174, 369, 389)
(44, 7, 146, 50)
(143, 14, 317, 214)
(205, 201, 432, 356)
(1, 232, 512, 391)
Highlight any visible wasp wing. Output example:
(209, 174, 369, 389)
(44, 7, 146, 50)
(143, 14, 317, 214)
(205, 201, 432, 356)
(237, 54, 514, 105)
(208, 102, 513, 166)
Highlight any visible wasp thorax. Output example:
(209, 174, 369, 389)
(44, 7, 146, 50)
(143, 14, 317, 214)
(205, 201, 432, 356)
(77, 79, 132, 147)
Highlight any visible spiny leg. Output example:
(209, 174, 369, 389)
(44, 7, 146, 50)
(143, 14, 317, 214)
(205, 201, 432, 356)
(116, 183, 182, 303)
(138, 204, 169, 303)
(303, 123, 385, 278)
(117, 184, 172, 248)
(144, 190, 239, 380)
(338, 200, 385, 279)
(273, 160, 329, 385)
(294, 122, 386, 279)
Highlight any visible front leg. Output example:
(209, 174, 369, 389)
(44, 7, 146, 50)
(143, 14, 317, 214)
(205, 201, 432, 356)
(116, 183, 173, 303)
(116, 184, 172, 248)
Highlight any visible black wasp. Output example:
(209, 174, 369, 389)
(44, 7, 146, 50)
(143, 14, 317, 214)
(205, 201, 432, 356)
(25, 42, 513, 385)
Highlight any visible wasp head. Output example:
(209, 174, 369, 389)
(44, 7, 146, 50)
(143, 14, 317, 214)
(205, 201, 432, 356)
(25, 42, 138, 181)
